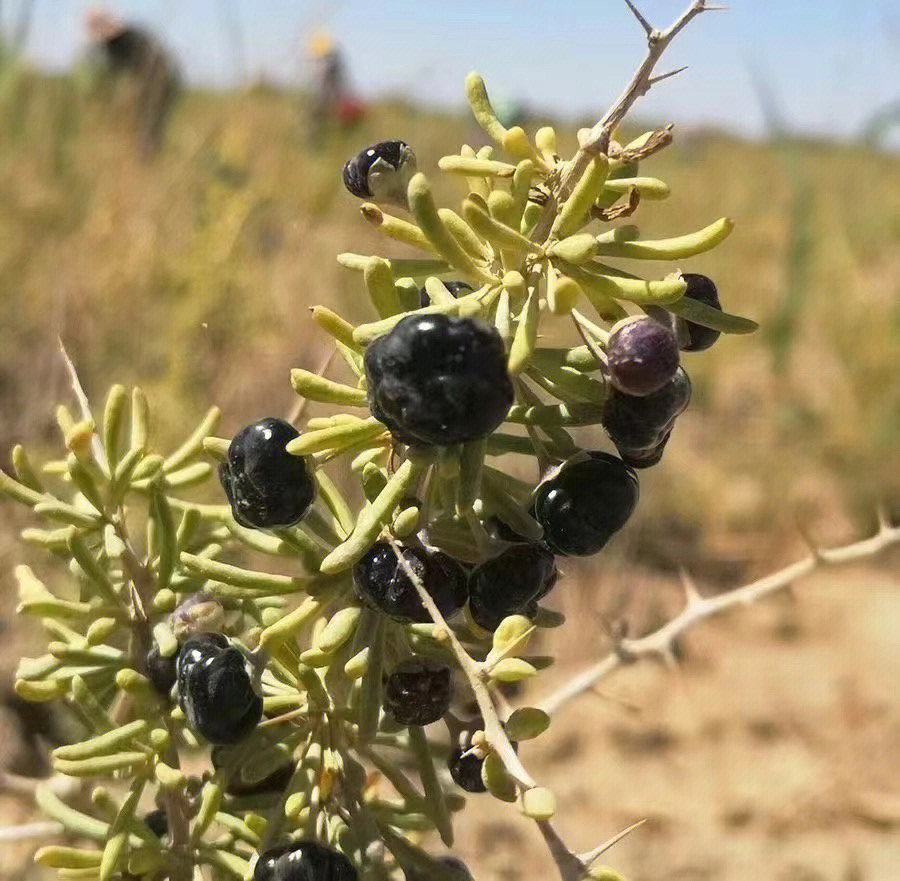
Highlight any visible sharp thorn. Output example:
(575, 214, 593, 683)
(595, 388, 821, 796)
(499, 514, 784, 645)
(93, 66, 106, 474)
(792, 515, 823, 561)
(661, 647, 679, 669)
(677, 566, 703, 606)
(649, 66, 689, 86)
(875, 503, 892, 534)
(578, 818, 647, 866)
(622, 0, 654, 35)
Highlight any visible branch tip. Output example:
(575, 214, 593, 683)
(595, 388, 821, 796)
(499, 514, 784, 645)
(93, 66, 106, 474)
(648, 65, 689, 87)
(622, 0, 654, 35)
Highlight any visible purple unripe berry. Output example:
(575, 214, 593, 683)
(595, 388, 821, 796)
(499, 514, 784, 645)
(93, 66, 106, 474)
(607, 317, 679, 397)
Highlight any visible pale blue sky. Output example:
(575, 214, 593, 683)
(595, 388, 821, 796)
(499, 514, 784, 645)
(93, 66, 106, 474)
(11, 1, 900, 140)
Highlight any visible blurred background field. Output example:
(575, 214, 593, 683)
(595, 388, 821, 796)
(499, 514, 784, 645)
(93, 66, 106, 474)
(0, 2, 899, 879)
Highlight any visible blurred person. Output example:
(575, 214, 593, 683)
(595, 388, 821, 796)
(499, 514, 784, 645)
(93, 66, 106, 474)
(307, 31, 364, 144)
(84, 6, 179, 157)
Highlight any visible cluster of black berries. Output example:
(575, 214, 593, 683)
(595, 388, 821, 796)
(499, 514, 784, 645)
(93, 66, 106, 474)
(600, 274, 724, 467)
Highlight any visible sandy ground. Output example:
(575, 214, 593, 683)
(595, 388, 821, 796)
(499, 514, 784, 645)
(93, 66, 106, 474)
(0, 561, 897, 881)
(452, 564, 900, 881)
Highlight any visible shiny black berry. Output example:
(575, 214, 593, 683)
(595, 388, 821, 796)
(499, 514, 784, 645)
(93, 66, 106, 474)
(418, 280, 472, 309)
(254, 839, 357, 881)
(383, 657, 452, 727)
(533, 453, 639, 556)
(176, 633, 262, 745)
(144, 643, 177, 696)
(352, 540, 468, 623)
(364, 314, 514, 446)
(468, 544, 558, 631)
(342, 139, 416, 204)
(219, 418, 315, 530)
(676, 273, 722, 352)
(602, 366, 691, 465)
(144, 809, 168, 839)
(607, 317, 679, 397)
(448, 747, 488, 793)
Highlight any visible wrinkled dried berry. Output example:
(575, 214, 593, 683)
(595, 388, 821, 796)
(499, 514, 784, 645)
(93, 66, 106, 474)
(177, 633, 262, 745)
(418, 280, 472, 309)
(219, 418, 315, 530)
(364, 314, 514, 446)
(144, 643, 177, 696)
(602, 366, 691, 468)
(342, 139, 416, 204)
(383, 657, 452, 726)
(607, 317, 679, 396)
(352, 540, 468, 623)
(468, 544, 558, 631)
(532, 453, 639, 556)
(676, 273, 722, 352)
(254, 839, 357, 881)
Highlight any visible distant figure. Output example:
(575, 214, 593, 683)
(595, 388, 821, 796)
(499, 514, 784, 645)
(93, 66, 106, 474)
(84, 7, 179, 157)
(307, 32, 364, 143)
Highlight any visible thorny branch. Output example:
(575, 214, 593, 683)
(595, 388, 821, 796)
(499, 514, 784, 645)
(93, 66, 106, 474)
(532, 0, 720, 243)
(384, 535, 535, 790)
(399, 507, 898, 881)
(538, 516, 900, 718)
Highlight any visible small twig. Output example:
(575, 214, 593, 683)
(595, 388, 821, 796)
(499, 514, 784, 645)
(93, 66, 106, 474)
(531, 0, 717, 244)
(538, 519, 900, 717)
(287, 347, 336, 427)
(57, 338, 105, 464)
(623, 0, 653, 36)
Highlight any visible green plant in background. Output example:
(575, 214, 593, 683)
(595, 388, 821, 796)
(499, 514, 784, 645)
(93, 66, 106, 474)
(1, 3, 898, 881)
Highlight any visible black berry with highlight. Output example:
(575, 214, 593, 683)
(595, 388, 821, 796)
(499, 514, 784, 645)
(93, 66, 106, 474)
(254, 839, 357, 881)
(219, 418, 315, 530)
(532, 453, 639, 556)
(468, 543, 558, 631)
(364, 314, 514, 446)
(176, 633, 262, 745)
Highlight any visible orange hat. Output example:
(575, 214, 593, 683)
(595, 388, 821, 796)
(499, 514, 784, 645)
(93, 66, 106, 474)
(308, 32, 335, 59)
